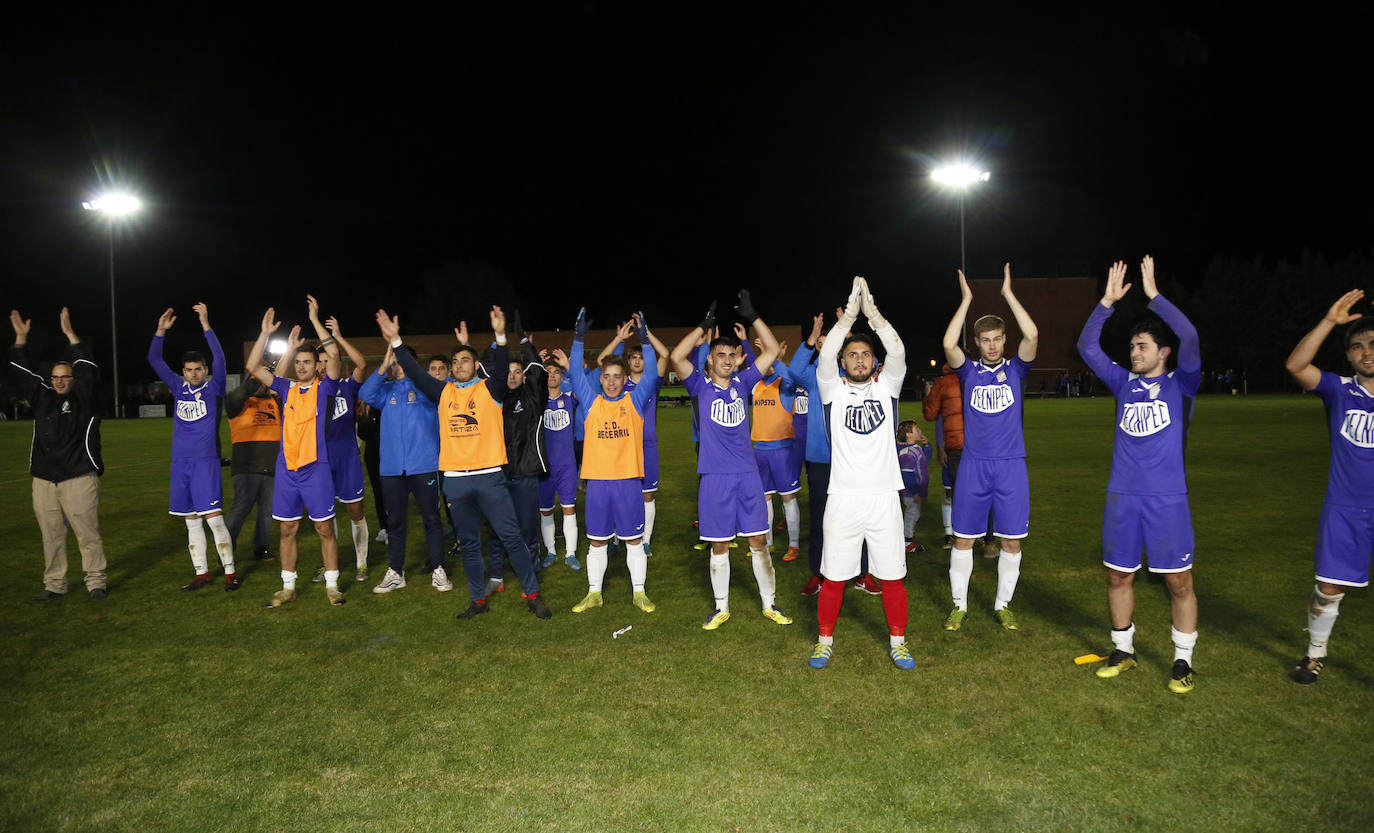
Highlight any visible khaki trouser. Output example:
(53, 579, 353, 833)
(32, 473, 108, 593)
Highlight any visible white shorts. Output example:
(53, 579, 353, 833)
(820, 492, 906, 581)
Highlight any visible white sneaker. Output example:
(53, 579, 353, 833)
(375, 529, 389, 544)
(432, 566, 454, 592)
(372, 568, 405, 594)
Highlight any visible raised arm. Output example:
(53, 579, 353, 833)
(325, 315, 369, 382)
(645, 326, 670, 378)
(147, 308, 183, 388)
(735, 290, 779, 372)
(482, 305, 511, 402)
(1286, 289, 1365, 391)
(304, 295, 342, 380)
(378, 309, 448, 403)
(670, 300, 716, 380)
(1000, 263, 1038, 362)
(942, 271, 972, 370)
(569, 307, 594, 404)
(245, 308, 281, 388)
(59, 308, 97, 390)
(597, 320, 634, 365)
(1139, 255, 1198, 374)
(629, 313, 657, 411)
(818, 278, 864, 390)
(1076, 261, 1130, 391)
(862, 278, 906, 388)
(194, 302, 227, 389)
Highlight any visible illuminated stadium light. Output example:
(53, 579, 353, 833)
(931, 164, 990, 188)
(81, 193, 143, 216)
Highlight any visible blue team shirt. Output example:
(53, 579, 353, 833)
(148, 330, 226, 461)
(955, 356, 1032, 459)
(685, 364, 763, 474)
(1312, 371, 1374, 508)
(1077, 296, 1202, 496)
(324, 376, 362, 455)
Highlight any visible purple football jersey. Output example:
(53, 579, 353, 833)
(1312, 371, 1374, 508)
(955, 356, 1031, 459)
(324, 376, 362, 453)
(684, 364, 763, 474)
(148, 331, 226, 461)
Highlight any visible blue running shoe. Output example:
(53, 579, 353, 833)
(890, 643, 915, 670)
(539, 551, 556, 570)
(566, 554, 582, 571)
(809, 643, 833, 669)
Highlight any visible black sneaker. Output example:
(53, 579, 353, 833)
(525, 594, 552, 620)
(1167, 659, 1195, 694)
(225, 574, 243, 592)
(942, 534, 954, 550)
(1292, 656, 1324, 685)
(88, 588, 108, 601)
(28, 590, 65, 604)
(456, 601, 489, 619)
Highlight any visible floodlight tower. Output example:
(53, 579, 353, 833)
(82, 192, 143, 418)
(930, 163, 990, 272)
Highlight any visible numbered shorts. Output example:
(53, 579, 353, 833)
(951, 456, 1029, 539)
(755, 445, 801, 495)
(698, 471, 768, 541)
(585, 479, 646, 541)
(168, 458, 224, 516)
(642, 441, 660, 493)
(1314, 501, 1374, 587)
(272, 458, 337, 522)
(821, 492, 906, 582)
(539, 460, 578, 511)
(329, 449, 366, 504)
(1101, 491, 1194, 573)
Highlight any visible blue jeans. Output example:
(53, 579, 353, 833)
(381, 473, 445, 573)
(443, 472, 539, 602)
(488, 475, 541, 578)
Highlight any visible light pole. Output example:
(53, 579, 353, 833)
(930, 163, 990, 273)
(82, 192, 142, 418)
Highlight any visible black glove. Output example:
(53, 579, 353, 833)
(574, 307, 591, 340)
(698, 300, 717, 333)
(510, 310, 526, 344)
(735, 289, 759, 323)
(634, 311, 650, 344)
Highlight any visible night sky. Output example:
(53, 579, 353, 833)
(3, 12, 1369, 381)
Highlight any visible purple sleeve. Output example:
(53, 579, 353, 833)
(736, 363, 763, 391)
(1148, 295, 1201, 392)
(683, 369, 706, 397)
(147, 335, 185, 389)
(206, 328, 227, 394)
(269, 377, 291, 401)
(1311, 370, 1343, 405)
(740, 338, 756, 366)
(1076, 304, 1129, 395)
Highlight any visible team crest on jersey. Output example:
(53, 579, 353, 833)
(795, 391, 809, 415)
(710, 396, 747, 427)
(996, 371, 1006, 383)
(844, 400, 887, 434)
(970, 384, 1015, 414)
(407, 391, 416, 403)
(556, 398, 564, 409)
(1340, 409, 1374, 448)
(543, 408, 572, 431)
(390, 396, 397, 405)
(1119, 400, 1171, 437)
(176, 398, 209, 422)
(331, 396, 350, 420)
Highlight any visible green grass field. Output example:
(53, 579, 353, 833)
(1, 395, 1370, 832)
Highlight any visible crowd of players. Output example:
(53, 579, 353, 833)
(10, 265, 1373, 689)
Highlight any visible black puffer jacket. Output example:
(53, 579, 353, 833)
(10, 342, 104, 482)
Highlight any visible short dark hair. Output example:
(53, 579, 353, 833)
(426, 353, 446, 366)
(1128, 317, 1176, 353)
(450, 345, 480, 364)
(709, 336, 741, 351)
(294, 345, 316, 360)
(626, 345, 644, 357)
(600, 355, 630, 376)
(973, 315, 1005, 338)
(840, 333, 875, 354)
(181, 350, 207, 367)
(1345, 319, 1374, 348)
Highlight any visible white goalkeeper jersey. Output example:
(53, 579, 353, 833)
(817, 322, 907, 496)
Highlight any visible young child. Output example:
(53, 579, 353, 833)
(897, 420, 932, 554)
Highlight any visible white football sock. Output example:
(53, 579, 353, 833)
(890, 635, 906, 649)
(818, 634, 834, 646)
(325, 569, 340, 589)
(626, 542, 647, 592)
(643, 499, 656, 544)
(1307, 586, 1344, 659)
(586, 543, 609, 593)
(995, 549, 1022, 610)
(1171, 626, 1197, 665)
(941, 499, 952, 535)
(562, 513, 578, 559)
(750, 547, 776, 609)
(949, 546, 973, 610)
(185, 518, 209, 574)
(765, 499, 774, 548)
(205, 515, 234, 573)
(351, 519, 369, 567)
(709, 553, 730, 612)
(541, 513, 556, 554)
(1111, 623, 1136, 655)
(783, 498, 800, 548)
(281, 570, 297, 590)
